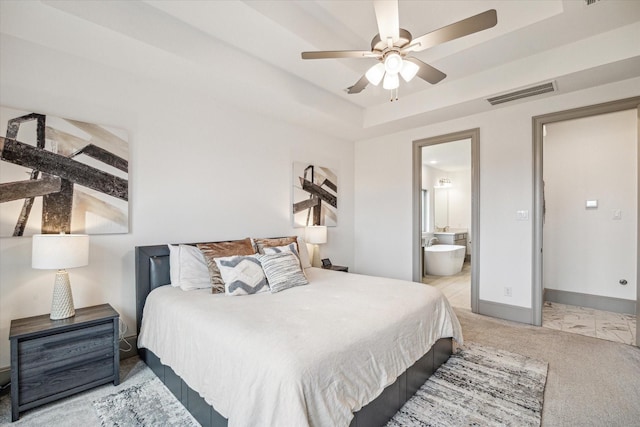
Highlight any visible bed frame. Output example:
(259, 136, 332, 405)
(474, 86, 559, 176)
(135, 244, 452, 427)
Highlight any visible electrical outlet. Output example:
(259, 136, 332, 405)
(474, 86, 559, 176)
(504, 287, 512, 297)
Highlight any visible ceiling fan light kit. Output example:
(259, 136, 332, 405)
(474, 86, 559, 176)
(301, 1, 497, 100)
(400, 60, 419, 82)
(365, 62, 385, 86)
(384, 52, 403, 74)
(383, 72, 399, 90)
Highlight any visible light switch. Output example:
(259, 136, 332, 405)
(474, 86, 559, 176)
(516, 210, 529, 220)
(613, 209, 622, 220)
(586, 200, 598, 209)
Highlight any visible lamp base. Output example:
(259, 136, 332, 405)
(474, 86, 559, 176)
(311, 244, 321, 268)
(50, 270, 75, 320)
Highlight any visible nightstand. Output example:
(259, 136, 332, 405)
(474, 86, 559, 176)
(9, 304, 120, 421)
(322, 265, 348, 272)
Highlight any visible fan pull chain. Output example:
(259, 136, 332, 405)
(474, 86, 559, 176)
(389, 87, 399, 102)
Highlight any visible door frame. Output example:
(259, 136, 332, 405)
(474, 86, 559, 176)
(412, 128, 480, 313)
(532, 97, 640, 340)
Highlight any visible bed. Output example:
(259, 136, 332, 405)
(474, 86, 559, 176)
(135, 243, 462, 427)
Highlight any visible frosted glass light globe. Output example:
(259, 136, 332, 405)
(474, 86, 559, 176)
(384, 53, 403, 75)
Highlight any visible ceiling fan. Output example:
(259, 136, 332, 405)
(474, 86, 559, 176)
(301, 1, 497, 100)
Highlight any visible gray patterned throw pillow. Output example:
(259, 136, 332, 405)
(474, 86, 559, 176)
(214, 255, 269, 296)
(258, 251, 308, 293)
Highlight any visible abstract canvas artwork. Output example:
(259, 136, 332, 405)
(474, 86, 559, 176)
(292, 162, 337, 227)
(0, 107, 129, 237)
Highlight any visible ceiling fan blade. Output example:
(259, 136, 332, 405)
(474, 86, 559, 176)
(406, 9, 497, 53)
(347, 74, 369, 94)
(373, 0, 400, 45)
(405, 57, 446, 84)
(301, 50, 379, 60)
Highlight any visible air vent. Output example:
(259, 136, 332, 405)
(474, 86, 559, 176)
(584, 0, 601, 6)
(486, 81, 556, 106)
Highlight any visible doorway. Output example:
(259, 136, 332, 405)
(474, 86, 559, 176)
(412, 129, 480, 312)
(532, 96, 640, 347)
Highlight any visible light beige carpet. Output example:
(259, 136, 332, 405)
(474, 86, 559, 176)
(2, 309, 639, 426)
(454, 307, 640, 427)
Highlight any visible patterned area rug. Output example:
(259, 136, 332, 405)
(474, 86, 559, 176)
(387, 343, 548, 427)
(92, 376, 199, 427)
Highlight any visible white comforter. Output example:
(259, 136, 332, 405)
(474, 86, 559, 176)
(138, 267, 463, 427)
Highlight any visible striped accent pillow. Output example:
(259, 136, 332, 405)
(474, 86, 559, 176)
(258, 251, 308, 293)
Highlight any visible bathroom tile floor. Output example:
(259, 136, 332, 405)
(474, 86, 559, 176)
(423, 260, 471, 310)
(424, 261, 637, 346)
(543, 301, 636, 346)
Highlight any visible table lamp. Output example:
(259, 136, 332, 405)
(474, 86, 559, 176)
(305, 225, 327, 267)
(32, 233, 89, 320)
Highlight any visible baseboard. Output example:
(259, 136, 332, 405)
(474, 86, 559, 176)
(478, 299, 533, 324)
(0, 367, 9, 397)
(544, 289, 636, 315)
(0, 334, 139, 395)
(120, 334, 139, 359)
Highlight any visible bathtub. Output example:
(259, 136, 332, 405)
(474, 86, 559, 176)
(424, 244, 466, 276)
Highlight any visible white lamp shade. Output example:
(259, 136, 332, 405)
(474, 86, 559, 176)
(383, 73, 400, 90)
(400, 60, 419, 82)
(32, 234, 89, 270)
(365, 63, 385, 86)
(305, 226, 327, 245)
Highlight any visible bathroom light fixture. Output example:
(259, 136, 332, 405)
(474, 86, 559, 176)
(436, 178, 452, 188)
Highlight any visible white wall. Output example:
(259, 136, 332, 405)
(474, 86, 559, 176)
(354, 77, 640, 311)
(0, 37, 355, 368)
(543, 110, 637, 300)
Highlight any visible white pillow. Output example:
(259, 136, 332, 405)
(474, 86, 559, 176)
(258, 252, 308, 293)
(214, 254, 269, 296)
(167, 244, 211, 291)
(296, 236, 312, 269)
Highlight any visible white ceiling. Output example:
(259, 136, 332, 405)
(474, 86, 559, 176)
(1, 0, 639, 140)
(423, 139, 471, 172)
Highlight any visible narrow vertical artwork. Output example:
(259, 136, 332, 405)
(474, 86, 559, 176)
(292, 162, 338, 227)
(0, 106, 129, 236)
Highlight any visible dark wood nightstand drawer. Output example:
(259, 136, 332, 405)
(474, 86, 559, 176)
(19, 356, 115, 405)
(19, 323, 114, 373)
(10, 304, 120, 421)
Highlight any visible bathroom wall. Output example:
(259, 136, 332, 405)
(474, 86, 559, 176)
(543, 109, 637, 302)
(421, 164, 438, 234)
(447, 169, 471, 231)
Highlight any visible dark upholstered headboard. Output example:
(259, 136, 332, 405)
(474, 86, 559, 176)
(135, 244, 172, 335)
